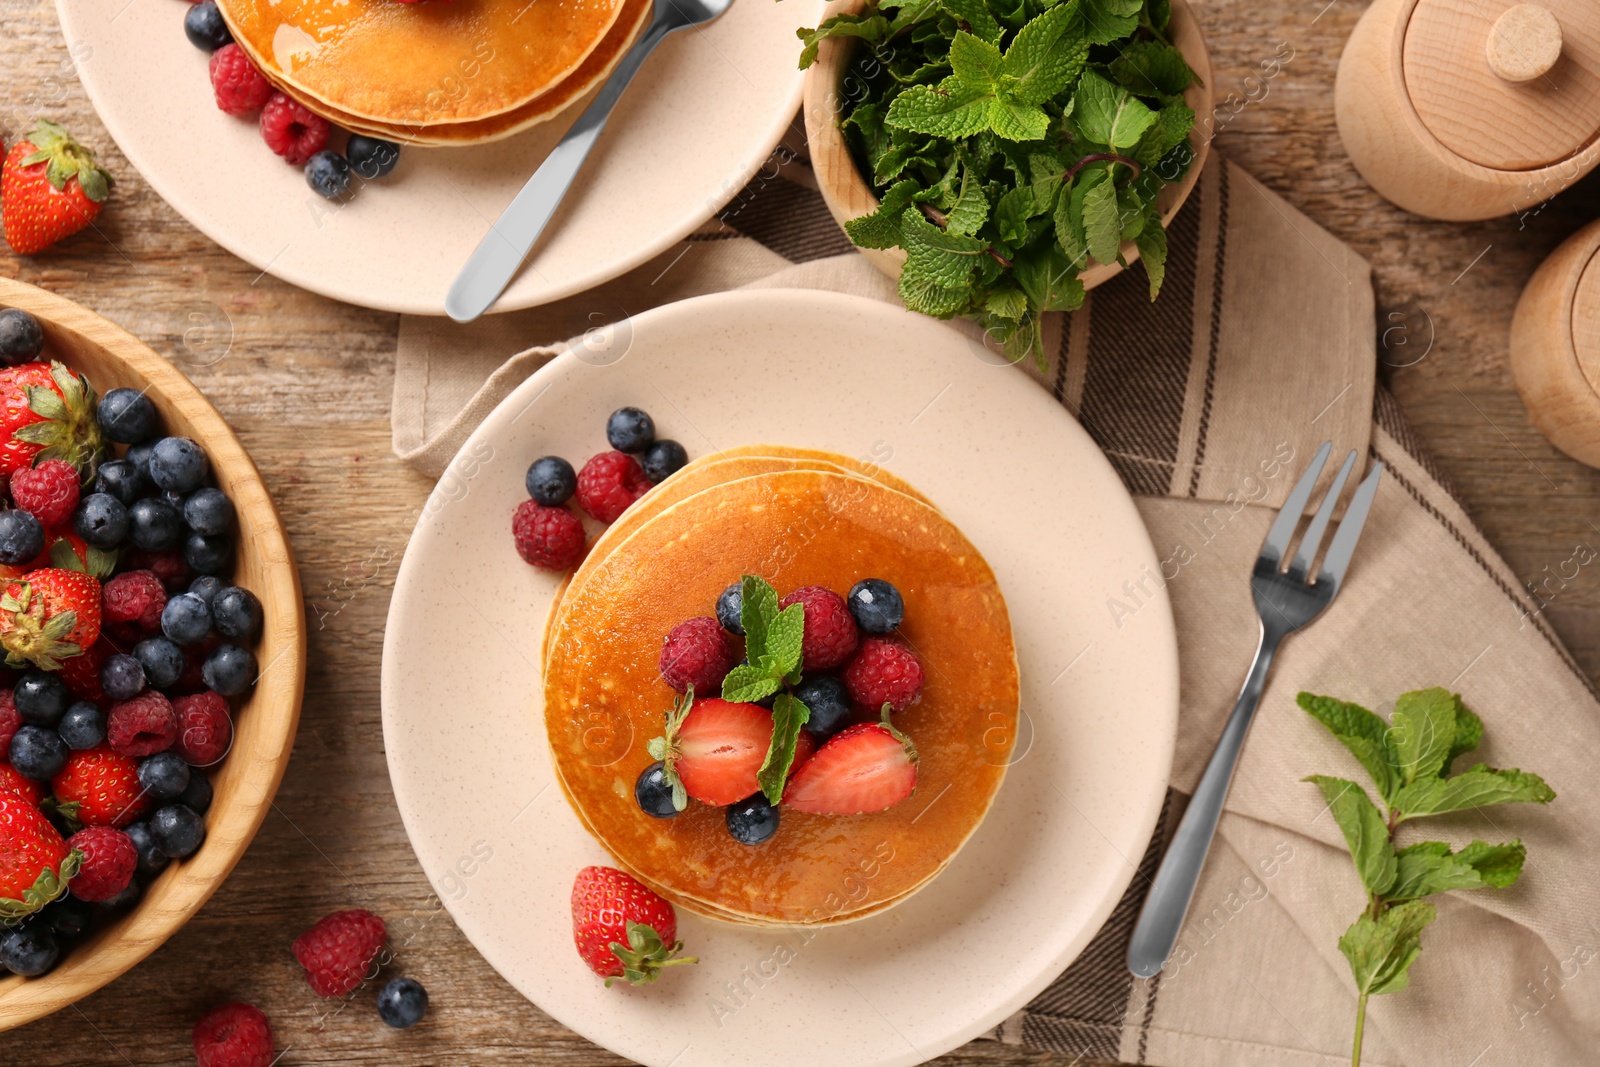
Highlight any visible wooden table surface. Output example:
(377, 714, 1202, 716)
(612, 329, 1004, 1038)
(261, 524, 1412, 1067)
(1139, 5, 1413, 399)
(3, 0, 1599, 1063)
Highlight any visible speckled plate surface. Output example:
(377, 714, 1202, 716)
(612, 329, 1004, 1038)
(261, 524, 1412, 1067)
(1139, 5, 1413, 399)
(54, 0, 821, 315)
(380, 290, 1179, 1067)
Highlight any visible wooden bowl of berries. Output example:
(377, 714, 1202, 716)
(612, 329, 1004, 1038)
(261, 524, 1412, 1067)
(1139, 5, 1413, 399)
(0, 278, 304, 1028)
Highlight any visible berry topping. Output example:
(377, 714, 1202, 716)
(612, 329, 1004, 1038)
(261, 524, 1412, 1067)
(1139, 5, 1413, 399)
(715, 582, 743, 635)
(648, 694, 770, 806)
(292, 909, 387, 998)
(640, 439, 687, 483)
(102, 569, 167, 632)
(575, 451, 651, 524)
(183, 1, 234, 51)
(106, 690, 178, 758)
(376, 977, 429, 1029)
(50, 744, 146, 827)
(173, 690, 232, 766)
(778, 585, 859, 671)
(193, 1002, 275, 1067)
(208, 43, 273, 116)
(658, 616, 736, 694)
(571, 865, 694, 986)
(725, 792, 779, 845)
(259, 93, 330, 166)
(11, 459, 79, 530)
(604, 407, 655, 453)
(783, 714, 918, 815)
(634, 760, 678, 819)
(847, 578, 905, 633)
(794, 674, 852, 739)
(843, 637, 924, 712)
(525, 455, 577, 506)
(64, 825, 135, 902)
(512, 500, 585, 571)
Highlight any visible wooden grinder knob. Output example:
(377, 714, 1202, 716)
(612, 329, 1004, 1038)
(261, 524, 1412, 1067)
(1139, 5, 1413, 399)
(1487, 4, 1563, 83)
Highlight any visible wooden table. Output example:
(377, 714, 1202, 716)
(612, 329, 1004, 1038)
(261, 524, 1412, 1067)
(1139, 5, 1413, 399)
(3, 0, 1598, 1063)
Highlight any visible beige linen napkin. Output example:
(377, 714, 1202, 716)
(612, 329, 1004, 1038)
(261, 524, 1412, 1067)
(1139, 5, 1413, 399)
(391, 154, 1600, 1066)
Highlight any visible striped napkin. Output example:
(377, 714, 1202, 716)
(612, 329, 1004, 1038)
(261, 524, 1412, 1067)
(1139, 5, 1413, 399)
(391, 149, 1600, 1067)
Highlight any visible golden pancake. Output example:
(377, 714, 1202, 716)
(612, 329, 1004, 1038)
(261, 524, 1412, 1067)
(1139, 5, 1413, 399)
(544, 466, 1019, 926)
(216, 0, 629, 125)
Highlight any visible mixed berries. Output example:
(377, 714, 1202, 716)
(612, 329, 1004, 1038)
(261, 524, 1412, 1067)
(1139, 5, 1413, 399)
(184, 0, 403, 201)
(641, 574, 924, 845)
(513, 406, 690, 574)
(0, 305, 266, 979)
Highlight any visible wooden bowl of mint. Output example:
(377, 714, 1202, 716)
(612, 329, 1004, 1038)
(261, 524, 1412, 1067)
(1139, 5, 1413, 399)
(802, 0, 1213, 362)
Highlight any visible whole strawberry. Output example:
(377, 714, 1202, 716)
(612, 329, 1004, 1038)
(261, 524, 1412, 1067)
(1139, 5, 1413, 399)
(571, 865, 695, 987)
(64, 825, 135, 902)
(2, 120, 112, 255)
(0, 359, 105, 476)
(292, 909, 387, 997)
(0, 762, 44, 805)
(51, 745, 147, 828)
(0, 789, 79, 922)
(0, 567, 101, 669)
(11, 459, 80, 530)
(193, 1002, 275, 1067)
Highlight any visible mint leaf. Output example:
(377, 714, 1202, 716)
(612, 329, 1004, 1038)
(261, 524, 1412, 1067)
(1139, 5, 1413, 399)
(944, 167, 990, 235)
(988, 96, 1050, 142)
(1108, 39, 1194, 97)
(885, 77, 993, 139)
(1446, 698, 1484, 768)
(1387, 842, 1485, 901)
(1002, 3, 1088, 105)
(722, 664, 781, 704)
(739, 574, 779, 664)
(1134, 222, 1167, 300)
(938, 0, 1002, 43)
(994, 184, 1035, 244)
(1073, 71, 1158, 149)
(1071, 0, 1142, 46)
(899, 271, 973, 317)
(984, 284, 1028, 319)
(764, 603, 806, 682)
(1338, 900, 1436, 997)
(1456, 839, 1526, 888)
(757, 693, 811, 804)
(1391, 764, 1556, 820)
(949, 30, 1003, 92)
(1080, 171, 1122, 266)
(846, 178, 922, 249)
(1306, 775, 1397, 896)
(1013, 242, 1086, 313)
(797, 13, 890, 69)
(1390, 687, 1457, 787)
(900, 207, 989, 289)
(1133, 102, 1195, 167)
(1298, 692, 1401, 804)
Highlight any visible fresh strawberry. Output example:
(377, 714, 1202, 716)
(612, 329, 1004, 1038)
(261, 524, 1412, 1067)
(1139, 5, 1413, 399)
(0, 789, 79, 922)
(783, 711, 917, 815)
(1, 120, 112, 255)
(571, 865, 695, 987)
(292, 909, 387, 997)
(0, 761, 44, 805)
(51, 745, 147, 828)
(0, 566, 101, 669)
(64, 825, 135, 902)
(647, 693, 772, 806)
(58, 635, 112, 703)
(0, 360, 105, 477)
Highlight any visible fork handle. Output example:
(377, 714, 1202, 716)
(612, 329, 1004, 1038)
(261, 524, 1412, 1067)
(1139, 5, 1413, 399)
(1127, 626, 1282, 978)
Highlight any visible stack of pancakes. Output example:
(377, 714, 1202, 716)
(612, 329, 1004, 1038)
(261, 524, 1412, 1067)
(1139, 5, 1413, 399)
(543, 446, 1021, 927)
(214, 0, 652, 145)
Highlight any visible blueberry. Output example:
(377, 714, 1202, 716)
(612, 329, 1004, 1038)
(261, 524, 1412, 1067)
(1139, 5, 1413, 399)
(72, 492, 130, 549)
(726, 793, 779, 845)
(96, 387, 159, 444)
(160, 489, 187, 511)
(525, 456, 576, 506)
(128, 496, 183, 551)
(178, 771, 213, 814)
(183, 1, 232, 50)
(188, 576, 226, 606)
(0, 923, 59, 976)
(347, 135, 401, 180)
(201, 644, 255, 696)
(124, 441, 156, 483)
(97, 879, 140, 911)
(605, 407, 654, 453)
(147, 437, 208, 494)
(181, 487, 234, 535)
(715, 582, 744, 635)
(0, 309, 44, 367)
(58, 701, 106, 750)
(210, 587, 262, 642)
(14, 671, 69, 726)
(9, 726, 67, 780)
(846, 578, 904, 634)
(377, 977, 429, 1029)
(40, 896, 93, 939)
(304, 150, 351, 200)
(161, 593, 212, 645)
(0, 509, 44, 565)
(133, 636, 185, 689)
(92, 459, 145, 505)
(124, 821, 168, 878)
(184, 531, 233, 576)
(150, 803, 205, 858)
(796, 675, 851, 739)
(138, 752, 190, 801)
(634, 761, 679, 818)
(640, 439, 687, 483)
(98, 654, 146, 702)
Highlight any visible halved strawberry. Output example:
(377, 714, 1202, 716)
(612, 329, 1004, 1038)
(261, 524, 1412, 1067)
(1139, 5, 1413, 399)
(647, 693, 772, 807)
(789, 730, 816, 779)
(783, 712, 917, 815)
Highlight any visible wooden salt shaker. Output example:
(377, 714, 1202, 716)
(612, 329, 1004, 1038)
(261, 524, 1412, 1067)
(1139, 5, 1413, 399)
(1336, 0, 1600, 221)
(1510, 221, 1600, 466)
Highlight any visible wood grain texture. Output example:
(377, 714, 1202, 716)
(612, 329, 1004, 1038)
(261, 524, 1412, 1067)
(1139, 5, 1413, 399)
(1508, 219, 1600, 466)
(4, 0, 1600, 1063)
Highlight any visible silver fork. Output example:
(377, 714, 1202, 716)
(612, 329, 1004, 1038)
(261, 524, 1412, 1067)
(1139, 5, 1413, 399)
(1126, 441, 1384, 979)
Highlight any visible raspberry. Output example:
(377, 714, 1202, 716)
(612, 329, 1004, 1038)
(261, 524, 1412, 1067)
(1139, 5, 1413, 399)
(102, 569, 167, 633)
(173, 691, 233, 766)
(292, 909, 387, 997)
(574, 451, 651, 524)
(843, 637, 924, 712)
(658, 616, 736, 694)
(0, 689, 18, 752)
(193, 1002, 276, 1067)
(778, 585, 859, 671)
(65, 825, 136, 902)
(512, 501, 585, 571)
(122, 548, 191, 592)
(208, 43, 273, 117)
(11, 460, 79, 529)
(106, 690, 178, 757)
(174, 634, 221, 695)
(259, 92, 330, 166)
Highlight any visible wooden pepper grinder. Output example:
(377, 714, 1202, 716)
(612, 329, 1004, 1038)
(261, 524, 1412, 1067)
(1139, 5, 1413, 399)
(1510, 221, 1600, 465)
(1336, 0, 1600, 221)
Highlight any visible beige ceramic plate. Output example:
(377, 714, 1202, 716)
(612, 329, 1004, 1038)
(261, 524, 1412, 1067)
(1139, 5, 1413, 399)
(380, 290, 1178, 1067)
(54, 0, 823, 315)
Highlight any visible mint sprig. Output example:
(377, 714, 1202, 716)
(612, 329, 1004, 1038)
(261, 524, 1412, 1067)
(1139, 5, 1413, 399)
(721, 575, 805, 704)
(1299, 687, 1555, 1066)
(757, 692, 812, 805)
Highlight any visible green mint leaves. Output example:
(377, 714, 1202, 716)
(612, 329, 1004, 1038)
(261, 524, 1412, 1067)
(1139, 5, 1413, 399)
(757, 692, 812, 805)
(645, 687, 696, 812)
(1298, 687, 1555, 1066)
(721, 575, 805, 704)
(800, 0, 1195, 366)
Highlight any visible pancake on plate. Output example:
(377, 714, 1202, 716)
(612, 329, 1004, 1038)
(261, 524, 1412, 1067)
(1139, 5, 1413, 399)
(543, 462, 1019, 926)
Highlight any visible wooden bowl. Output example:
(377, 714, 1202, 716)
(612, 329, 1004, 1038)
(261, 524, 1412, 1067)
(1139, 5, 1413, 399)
(803, 0, 1214, 286)
(0, 278, 306, 1031)
(1510, 219, 1600, 466)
